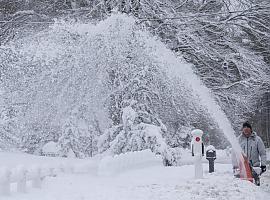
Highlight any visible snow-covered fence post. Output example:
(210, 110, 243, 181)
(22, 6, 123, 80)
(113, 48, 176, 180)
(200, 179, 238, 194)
(49, 166, 56, 177)
(0, 168, 11, 196)
(191, 129, 204, 179)
(58, 163, 65, 173)
(67, 164, 74, 174)
(17, 166, 27, 193)
(32, 166, 42, 188)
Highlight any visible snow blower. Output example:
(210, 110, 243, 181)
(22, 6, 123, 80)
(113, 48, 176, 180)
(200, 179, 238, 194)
(234, 153, 262, 186)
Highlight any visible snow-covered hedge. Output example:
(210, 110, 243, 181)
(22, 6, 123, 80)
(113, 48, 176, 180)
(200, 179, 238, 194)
(98, 149, 162, 176)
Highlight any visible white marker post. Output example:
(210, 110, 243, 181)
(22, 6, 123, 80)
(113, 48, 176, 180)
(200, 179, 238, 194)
(32, 166, 42, 188)
(191, 129, 204, 179)
(0, 168, 11, 196)
(17, 166, 27, 193)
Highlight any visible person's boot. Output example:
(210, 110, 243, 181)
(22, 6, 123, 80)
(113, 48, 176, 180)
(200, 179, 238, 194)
(254, 177, 260, 186)
(233, 167, 240, 178)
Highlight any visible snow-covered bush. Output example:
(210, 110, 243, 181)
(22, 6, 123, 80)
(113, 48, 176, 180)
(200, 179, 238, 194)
(98, 149, 162, 176)
(98, 105, 175, 166)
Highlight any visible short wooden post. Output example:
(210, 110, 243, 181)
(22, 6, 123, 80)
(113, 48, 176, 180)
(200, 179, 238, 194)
(49, 166, 56, 177)
(0, 168, 11, 195)
(58, 163, 65, 173)
(65, 164, 74, 174)
(17, 166, 27, 193)
(32, 166, 42, 188)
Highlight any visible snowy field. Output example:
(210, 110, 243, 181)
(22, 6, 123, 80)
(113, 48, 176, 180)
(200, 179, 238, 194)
(1, 150, 270, 200)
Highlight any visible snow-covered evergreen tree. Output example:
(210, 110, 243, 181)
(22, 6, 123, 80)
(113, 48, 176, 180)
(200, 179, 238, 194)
(0, 105, 21, 150)
(58, 116, 81, 157)
(20, 123, 42, 154)
(58, 107, 98, 158)
(77, 118, 97, 157)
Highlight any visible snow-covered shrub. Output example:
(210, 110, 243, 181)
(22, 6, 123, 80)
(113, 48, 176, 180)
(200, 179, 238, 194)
(98, 149, 162, 176)
(99, 105, 175, 165)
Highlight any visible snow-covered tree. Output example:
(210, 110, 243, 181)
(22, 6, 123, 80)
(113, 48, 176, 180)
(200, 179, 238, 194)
(93, 0, 270, 135)
(0, 102, 21, 150)
(58, 115, 80, 157)
(20, 123, 42, 154)
(20, 122, 61, 154)
(57, 106, 99, 158)
(93, 15, 179, 164)
(2, 0, 269, 152)
(1, 12, 228, 153)
(77, 118, 97, 157)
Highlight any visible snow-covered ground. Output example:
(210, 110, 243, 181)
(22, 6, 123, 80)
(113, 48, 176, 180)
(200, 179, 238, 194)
(1, 150, 270, 200)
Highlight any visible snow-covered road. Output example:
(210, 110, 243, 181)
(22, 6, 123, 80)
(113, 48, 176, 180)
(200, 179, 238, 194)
(5, 163, 269, 200)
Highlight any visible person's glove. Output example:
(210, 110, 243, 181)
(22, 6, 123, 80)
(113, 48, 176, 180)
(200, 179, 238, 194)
(261, 166, 266, 174)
